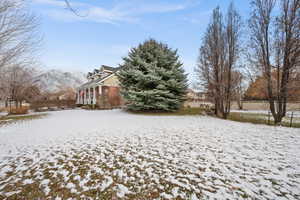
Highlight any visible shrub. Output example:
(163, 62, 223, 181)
(81, 104, 98, 110)
(30, 100, 76, 111)
(8, 107, 29, 115)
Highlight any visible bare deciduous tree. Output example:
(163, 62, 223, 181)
(0, 0, 39, 69)
(231, 71, 244, 110)
(0, 0, 41, 105)
(196, 3, 242, 118)
(249, 0, 300, 123)
(1, 64, 39, 108)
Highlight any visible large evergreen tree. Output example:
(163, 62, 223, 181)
(117, 39, 188, 112)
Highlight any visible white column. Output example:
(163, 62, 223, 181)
(84, 89, 87, 105)
(82, 89, 85, 105)
(88, 88, 91, 104)
(85, 88, 87, 104)
(93, 87, 96, 105)
(76, 90, 79, 104)
(77, 90, 81, 104)
(79, 90, 82, 104)
(99, 85, 102, 95)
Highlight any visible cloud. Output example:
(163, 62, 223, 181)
(32, 0, 190, 24)
(32, 0, 66, 7)
(112, 1, 187, 15)
(182, 9, 212, 25)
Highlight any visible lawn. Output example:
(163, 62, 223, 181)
(127, 107, 207, 116)
(0, 109, 299, 199)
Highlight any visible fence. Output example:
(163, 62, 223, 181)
(267, 111, 300, 127)
(232, 101, 300, 111)
(30, 100, 76, 111)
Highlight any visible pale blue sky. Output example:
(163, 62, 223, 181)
(30, 0, 252, 81)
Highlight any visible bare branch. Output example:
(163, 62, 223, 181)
(248, 0, 300, 123)
(0, 0, 41, 102)
(195, 3, 242, 119)
(63, 0, 87, 17)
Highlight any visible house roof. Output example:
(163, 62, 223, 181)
(101, 65, 118, 72)
(78, 66, 120, 89)
(86, 65, 118, 79)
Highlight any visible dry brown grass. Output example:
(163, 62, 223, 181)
(127, 107, 207, 116)
(8, 106, 29, 115)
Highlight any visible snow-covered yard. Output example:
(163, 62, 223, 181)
(0, 109, 299, 199)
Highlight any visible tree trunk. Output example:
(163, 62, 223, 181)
(237, 97, 243, 110)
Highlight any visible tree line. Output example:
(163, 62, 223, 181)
(195, 0, 300, 124)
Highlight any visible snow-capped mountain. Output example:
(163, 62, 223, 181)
(35, 69, 87, 93)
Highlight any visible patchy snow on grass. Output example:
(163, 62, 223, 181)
(23, 179, 34, 185)
(0, 109, 299, 199)
(115, 184, 130, 198)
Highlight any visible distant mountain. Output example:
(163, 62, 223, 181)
(35, 69, 87, 93)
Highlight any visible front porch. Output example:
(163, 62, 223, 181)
(76, 85, 101, 105)
(76, 85, 123, 108)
